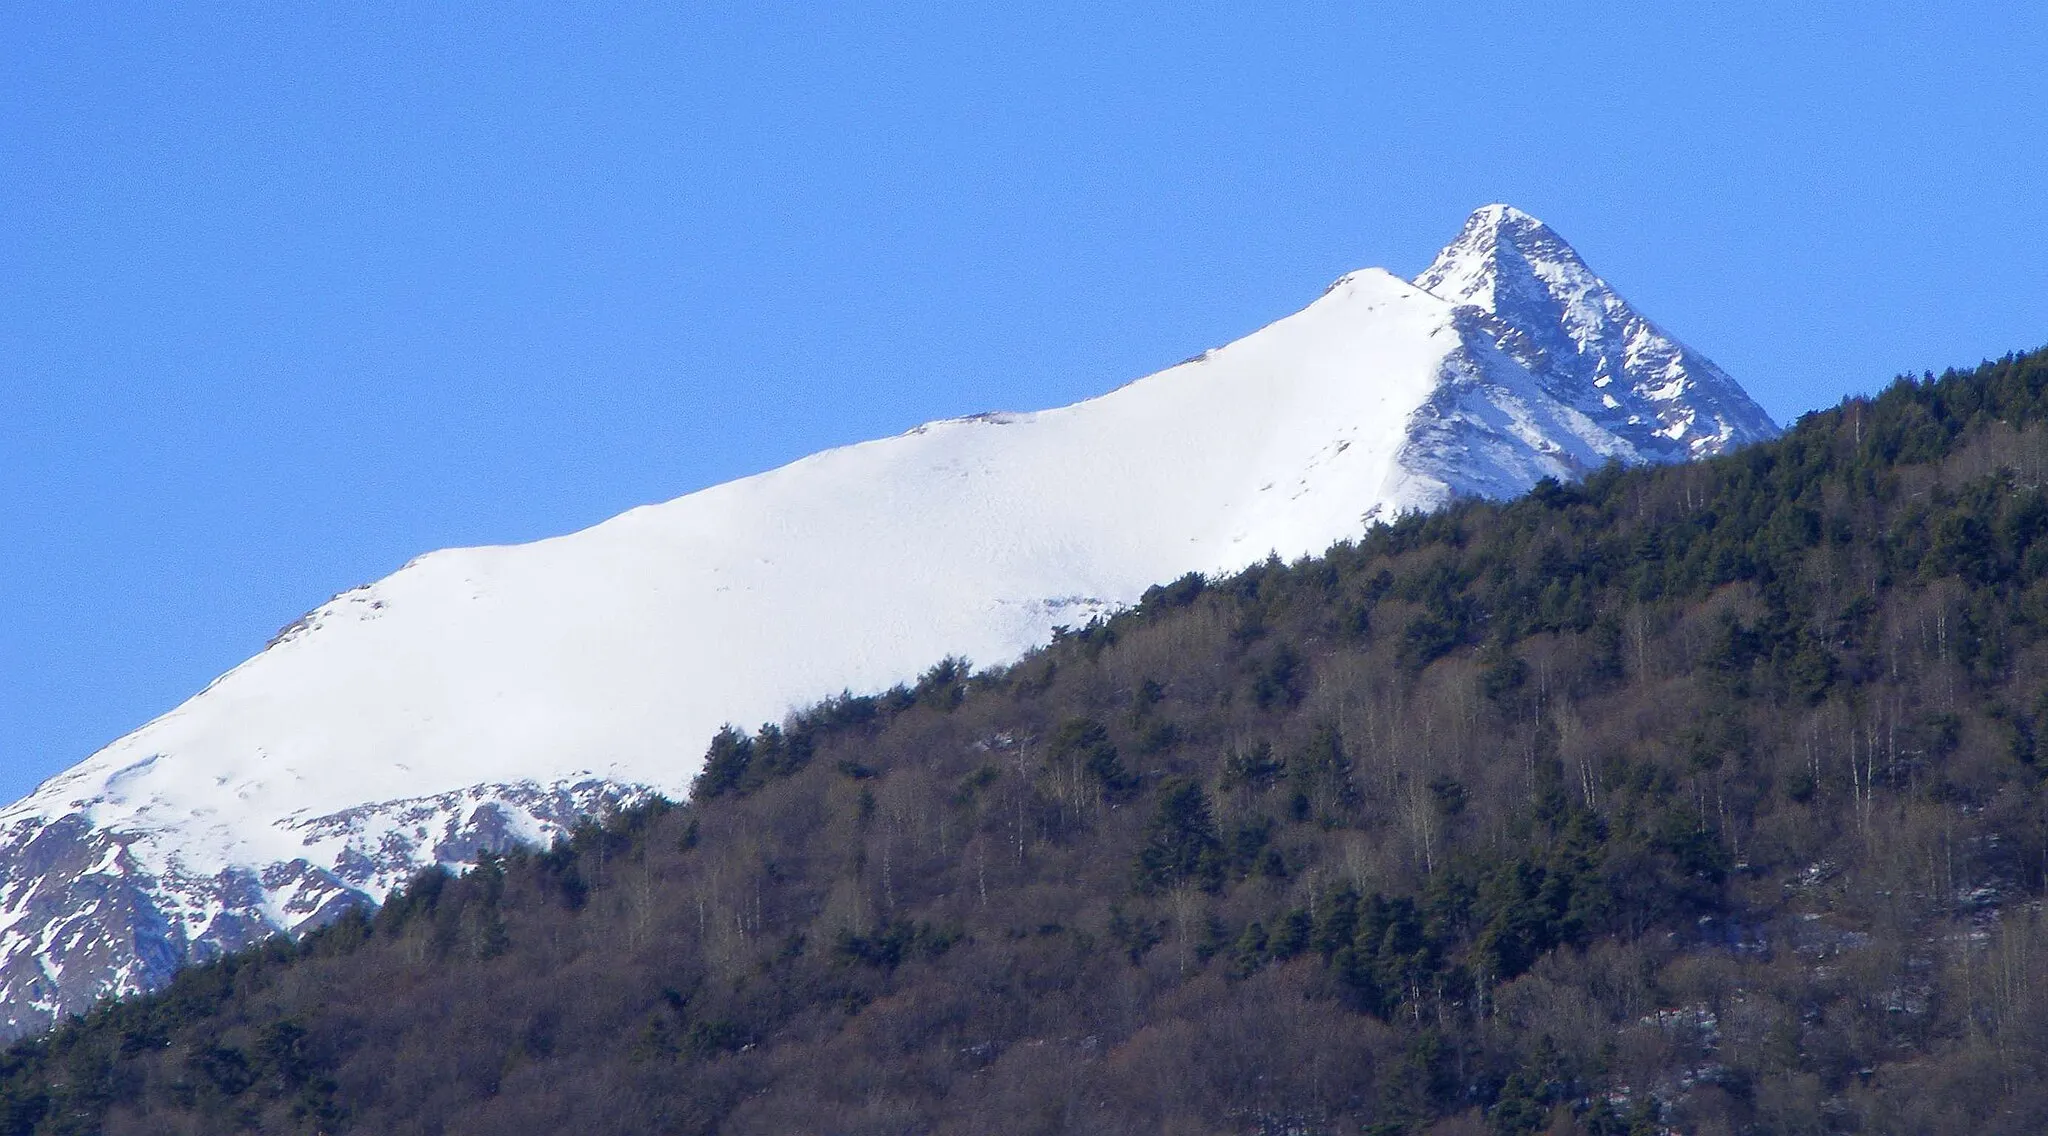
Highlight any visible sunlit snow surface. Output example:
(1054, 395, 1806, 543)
(0, 206, 1777, 1033)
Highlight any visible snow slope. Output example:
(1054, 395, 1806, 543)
(0, 206, 1776, 1034)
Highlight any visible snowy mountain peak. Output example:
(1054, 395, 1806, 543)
(0, 207, 1780, 1037)
(1413, 203, 1590, 313)
(1413, 205, 1778, 462)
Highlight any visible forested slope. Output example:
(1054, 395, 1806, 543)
(8, 347, 2048, 1135)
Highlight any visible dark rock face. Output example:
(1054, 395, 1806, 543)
(0, 778, 645, 1039)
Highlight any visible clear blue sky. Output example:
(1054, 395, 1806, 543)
(4, 3, 2044, 802)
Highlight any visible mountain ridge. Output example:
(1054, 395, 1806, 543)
(0, 206, 1777, 1035)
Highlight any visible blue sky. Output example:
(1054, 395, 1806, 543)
(3, 3, 2044, 802)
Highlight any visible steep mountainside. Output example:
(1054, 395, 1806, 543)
(0, 207, 1775, 1034)
(1411, 205, 1774, 477)
(2, 348, 2044, 1135)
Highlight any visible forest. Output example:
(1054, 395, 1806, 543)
(6, 347, 2048, 1134)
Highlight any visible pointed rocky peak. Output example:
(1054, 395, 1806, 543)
(1412, 204, 1778, 461)
(1411, 204, 1599, 315)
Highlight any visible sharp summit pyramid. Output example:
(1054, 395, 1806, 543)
(0, 206, 1776, 1034)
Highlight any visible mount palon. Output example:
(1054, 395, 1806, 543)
(0, 205, 1776, 1035)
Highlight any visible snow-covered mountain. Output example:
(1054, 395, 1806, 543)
(0, 205, 1775, 1035)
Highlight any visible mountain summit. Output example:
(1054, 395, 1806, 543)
(1416, 203, 1577, 309)
(0, 207, 1776, 1034)
(1413, 204, 1774, 467)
